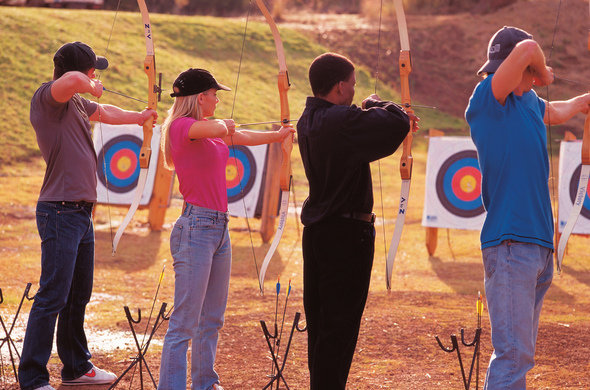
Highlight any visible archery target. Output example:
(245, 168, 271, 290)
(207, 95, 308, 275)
(422, 136, 486, 230)
(558, 140, 590, 233)
(227, 143, 268, 218)
(435, 150, 484, 218)
(93, 123, 161, 205)
(227, 146, 257, 202)
(97, 134, 142, 193)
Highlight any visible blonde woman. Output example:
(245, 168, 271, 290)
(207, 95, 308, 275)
(157, 68, 294, 390)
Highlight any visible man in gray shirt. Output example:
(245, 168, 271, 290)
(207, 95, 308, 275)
(18, 41, 157, 390)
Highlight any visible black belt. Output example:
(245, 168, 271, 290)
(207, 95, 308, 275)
(47, 200, 94, 209)
(339, 212, 376, 224)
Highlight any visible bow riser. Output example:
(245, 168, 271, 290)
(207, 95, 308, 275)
(139, 54, 157, 168)
(278, 70, 292, 191)
(398, 50, 413, 180)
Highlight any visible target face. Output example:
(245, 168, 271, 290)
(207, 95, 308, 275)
(568, 164, 590, 219)
(435, 150, 484, 218)
(97, 135, 142, 193)
(226, 146, 256, 202)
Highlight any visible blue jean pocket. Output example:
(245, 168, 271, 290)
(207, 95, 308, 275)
(36, 211, 49, 241)
(170, 223, 184, 257)
(482, 245, 498, 278)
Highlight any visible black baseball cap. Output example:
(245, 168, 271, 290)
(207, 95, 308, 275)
(53, 41, 108, 73)
(477, 26, 533, 76)
(170, 68, 231, 97)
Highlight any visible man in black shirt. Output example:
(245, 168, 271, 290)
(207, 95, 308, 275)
(297, 52, 417, 389)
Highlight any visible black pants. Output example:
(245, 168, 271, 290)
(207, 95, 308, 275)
(302, 216, 375, 390)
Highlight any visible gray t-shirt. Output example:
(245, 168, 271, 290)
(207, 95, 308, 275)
(31, 81, 99, 202)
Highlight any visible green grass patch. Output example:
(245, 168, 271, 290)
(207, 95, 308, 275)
(0, 6, 462, 169)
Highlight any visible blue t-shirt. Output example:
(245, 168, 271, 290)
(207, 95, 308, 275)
(465, 75, 553, 250)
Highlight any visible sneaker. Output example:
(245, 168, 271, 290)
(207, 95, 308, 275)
(212, 384, 224, 390)
(34, 386, 55, 390)
(61, 365, 117, 386)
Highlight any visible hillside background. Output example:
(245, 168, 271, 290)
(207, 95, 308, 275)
(1, 0, 590, 170)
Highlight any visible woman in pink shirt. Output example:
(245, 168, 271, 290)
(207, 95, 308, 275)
(157, 68, 293, 390)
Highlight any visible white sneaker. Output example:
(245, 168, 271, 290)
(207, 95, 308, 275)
(61, 365, 117, 386)
(212, 384, 224, 390)
(34, 386, 55, 390)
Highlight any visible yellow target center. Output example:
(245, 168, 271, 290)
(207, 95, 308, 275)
(117, 156, 132, 173)
(460, 175, 477, 193)
(226, 164, 238, 180)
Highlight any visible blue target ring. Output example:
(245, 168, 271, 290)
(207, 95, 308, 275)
(436, 150, 485, 218)
(226, 146, 256, 202)
(97, 135, 142, 193)
(568, 164, 590, 219)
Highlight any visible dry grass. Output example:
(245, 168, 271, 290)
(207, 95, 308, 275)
(1, 143, 590, 389)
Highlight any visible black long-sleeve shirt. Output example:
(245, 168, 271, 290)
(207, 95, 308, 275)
(297, 96, 410, 226)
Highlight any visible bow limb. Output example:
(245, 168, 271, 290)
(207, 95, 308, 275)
(112, 0, 158, 254)
(255, 0, 293, 295)
(556, 2, 590, 273)
(386, 0, 414, 290)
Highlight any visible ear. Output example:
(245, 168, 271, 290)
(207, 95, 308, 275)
(334, 81, 344, 96)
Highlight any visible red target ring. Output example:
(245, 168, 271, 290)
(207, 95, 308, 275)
(451, 166, 481, 202)
(226, 157, 245, 189)
(110, 148, 138, 180)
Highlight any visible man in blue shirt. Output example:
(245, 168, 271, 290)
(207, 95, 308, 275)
(466, 26, 590, 389)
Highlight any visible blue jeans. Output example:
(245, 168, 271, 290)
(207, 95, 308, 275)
(18, 201, 95, 390)
(482, 240, 553, 390)
(158, 204, 231, 390)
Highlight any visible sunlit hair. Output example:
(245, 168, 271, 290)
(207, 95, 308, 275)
(160, 93, 202, 170)
(309, 52, 355, 97)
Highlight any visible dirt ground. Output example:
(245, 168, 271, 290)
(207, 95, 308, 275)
(2, 146, 590, 389)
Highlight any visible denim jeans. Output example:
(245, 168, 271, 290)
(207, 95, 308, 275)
(482, 240, 553, 390)
(18, 201, 95, 390)
(158, 204, 231, 390)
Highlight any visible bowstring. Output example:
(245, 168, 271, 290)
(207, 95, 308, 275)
(546, 0, 563, 247)
(96, 0, 124, 248)
(229, 1, 263, 290)
(374, 0, 389, 270)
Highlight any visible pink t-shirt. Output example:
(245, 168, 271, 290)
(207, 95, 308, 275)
(169, 117, 229, 212)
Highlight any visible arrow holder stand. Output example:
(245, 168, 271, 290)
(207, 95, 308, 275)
(0, 283, 34, 384)
(435, 328, 482, 390)
(108, 302, 170, 390)
(260, 311, 306, 390)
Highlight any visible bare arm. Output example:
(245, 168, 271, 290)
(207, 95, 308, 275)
(224, 126, 295, 146)
(187, 119, 232, 139)
(89, 104, 157, 125)
(544, 93, 590, 125)
(51, 71, 103, 103)
(491, 40, 553, 105)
